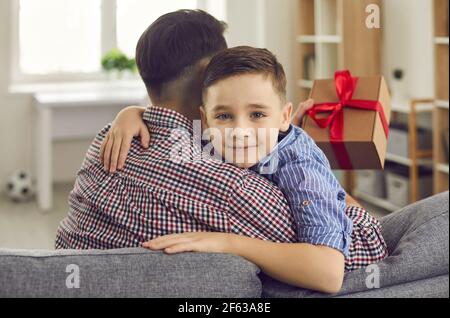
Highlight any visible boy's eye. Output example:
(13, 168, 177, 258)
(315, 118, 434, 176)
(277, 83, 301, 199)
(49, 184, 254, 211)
(251, 112, 267, 119)
(215, 113, 232, 120)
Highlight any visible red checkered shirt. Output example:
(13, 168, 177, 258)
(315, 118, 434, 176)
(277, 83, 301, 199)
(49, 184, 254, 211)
(55, 106, 298, 249)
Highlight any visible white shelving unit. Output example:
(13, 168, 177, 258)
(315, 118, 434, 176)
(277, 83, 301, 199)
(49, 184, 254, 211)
(353, 190, 401, 213)
(436, 100, 449, 109)
(296, 0, 343, 102)
(437, 163, 450, 174)
(385, 153, 434, 167)
(297, 35, 342, 43)
(435, 37, 450, 45)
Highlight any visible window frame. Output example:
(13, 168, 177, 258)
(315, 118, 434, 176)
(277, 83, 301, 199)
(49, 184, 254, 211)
(10, 0, 219, 85)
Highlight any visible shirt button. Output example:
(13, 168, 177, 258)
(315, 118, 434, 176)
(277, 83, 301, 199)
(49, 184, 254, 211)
(302, 200, 310, 206)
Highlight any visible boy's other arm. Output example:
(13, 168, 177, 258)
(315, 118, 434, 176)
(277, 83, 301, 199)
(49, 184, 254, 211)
(143, 232, 344, 294)
(99, 106, 148, 172)
(100, 99, 317, 174)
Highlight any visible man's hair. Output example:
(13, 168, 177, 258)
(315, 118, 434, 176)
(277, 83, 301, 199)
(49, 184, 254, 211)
(136, 9, 227, 97)
(203, 46, 287, 102)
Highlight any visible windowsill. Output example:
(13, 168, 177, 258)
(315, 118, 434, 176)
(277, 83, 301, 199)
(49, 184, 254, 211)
(8, 78, 146, 95)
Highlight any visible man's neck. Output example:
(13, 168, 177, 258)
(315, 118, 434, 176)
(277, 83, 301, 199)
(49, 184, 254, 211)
(157, 101, 200, 122)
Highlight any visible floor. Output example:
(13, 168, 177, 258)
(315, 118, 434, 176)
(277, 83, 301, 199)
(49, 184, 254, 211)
(0, 183, 391, 250)
(0, 183, 71, 250)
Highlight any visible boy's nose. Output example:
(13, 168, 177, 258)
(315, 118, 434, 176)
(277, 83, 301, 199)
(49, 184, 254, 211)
(229, 127, 254, 140)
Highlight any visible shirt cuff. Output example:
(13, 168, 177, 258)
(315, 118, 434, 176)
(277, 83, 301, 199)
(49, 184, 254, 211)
(297, 230, 352, 257)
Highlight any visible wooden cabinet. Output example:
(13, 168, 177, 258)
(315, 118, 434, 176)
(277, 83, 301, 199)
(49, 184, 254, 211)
(433, 0, 449, 194)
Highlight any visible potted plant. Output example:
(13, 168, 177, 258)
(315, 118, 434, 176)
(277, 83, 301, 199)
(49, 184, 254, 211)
(101, 49, 137, 79)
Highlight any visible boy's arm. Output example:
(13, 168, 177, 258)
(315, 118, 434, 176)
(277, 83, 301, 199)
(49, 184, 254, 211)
(229, 235, 345, 294)
(99, 106, 148, 172)
(226, 171, 346, 294)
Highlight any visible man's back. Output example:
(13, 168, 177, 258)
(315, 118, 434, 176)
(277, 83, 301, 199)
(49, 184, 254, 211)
(56, 107, 297, 249)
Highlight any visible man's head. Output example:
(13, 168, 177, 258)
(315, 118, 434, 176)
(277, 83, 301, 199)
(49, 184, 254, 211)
(200, 46, 292, 169)
(136, 10, 227, 116)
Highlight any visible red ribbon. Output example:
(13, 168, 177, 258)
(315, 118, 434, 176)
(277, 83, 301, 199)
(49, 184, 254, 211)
(306, 70, 389, 169)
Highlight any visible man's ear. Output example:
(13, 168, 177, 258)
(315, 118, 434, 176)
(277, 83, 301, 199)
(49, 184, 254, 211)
(199, 106, 209, 130)
(281, 102, 293, 131)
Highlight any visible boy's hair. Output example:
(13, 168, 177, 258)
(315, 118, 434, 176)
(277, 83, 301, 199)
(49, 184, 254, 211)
(136, 10, 227, 97)
(203, 46, 287, 102)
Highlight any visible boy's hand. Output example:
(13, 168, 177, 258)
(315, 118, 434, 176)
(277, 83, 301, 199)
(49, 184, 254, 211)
(142, 232, 235, 255)
(100, 106, 149, 173)
(292, 99, 314, 127)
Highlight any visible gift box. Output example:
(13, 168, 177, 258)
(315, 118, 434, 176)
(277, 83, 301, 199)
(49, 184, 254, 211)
(303, 70, 391, 170)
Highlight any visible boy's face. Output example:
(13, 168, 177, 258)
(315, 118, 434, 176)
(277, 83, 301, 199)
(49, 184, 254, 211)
(200, 73, 292, 168)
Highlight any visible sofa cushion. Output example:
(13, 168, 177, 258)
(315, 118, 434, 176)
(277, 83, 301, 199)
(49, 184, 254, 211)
(261, 192, 449, 298)
(0, 248, 261, 298)
(337, 275, 449, 298)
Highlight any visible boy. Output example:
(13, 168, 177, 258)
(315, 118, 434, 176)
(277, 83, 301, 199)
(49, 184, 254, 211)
(143, 46, 387, 272)
(196, 46, 387, 272)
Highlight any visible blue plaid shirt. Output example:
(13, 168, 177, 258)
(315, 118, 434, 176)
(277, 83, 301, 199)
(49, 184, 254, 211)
(251, 125, 353, 256)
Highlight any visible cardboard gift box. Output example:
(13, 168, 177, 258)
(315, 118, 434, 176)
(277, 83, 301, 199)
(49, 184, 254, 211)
(303, 70, 391, 170)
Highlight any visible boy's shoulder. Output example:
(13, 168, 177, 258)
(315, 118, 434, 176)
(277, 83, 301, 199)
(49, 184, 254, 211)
(277, 125, 331, 167)
(279, 125, 318, 155)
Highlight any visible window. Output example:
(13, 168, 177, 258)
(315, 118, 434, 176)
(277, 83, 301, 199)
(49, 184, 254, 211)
(18, 0, 102, 75)
(12, 0, 226, 83)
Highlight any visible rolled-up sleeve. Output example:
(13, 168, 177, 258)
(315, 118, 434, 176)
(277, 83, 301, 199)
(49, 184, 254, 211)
(274, 149, 353, 257)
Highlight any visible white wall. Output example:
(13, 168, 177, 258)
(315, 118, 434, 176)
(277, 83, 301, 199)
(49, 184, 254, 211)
(0, 0, 33, 186)
(382, 0, 434, 99)
(225, 0, 297, 102)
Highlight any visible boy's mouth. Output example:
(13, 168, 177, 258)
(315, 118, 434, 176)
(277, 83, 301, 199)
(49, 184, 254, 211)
(226, 145, 257, 150)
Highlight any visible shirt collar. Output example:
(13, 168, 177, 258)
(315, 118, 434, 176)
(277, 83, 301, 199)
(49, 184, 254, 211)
(143, 106, 194, 133)
(251, 124, 297, 170)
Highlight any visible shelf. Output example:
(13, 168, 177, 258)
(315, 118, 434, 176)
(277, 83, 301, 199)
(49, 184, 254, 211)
(297, 79, 313, 88)
(386, 153, 434, 167)
(437, 163, 450, 174)
(436, 100, 449, 109)
(435, 37, 450, 45)
(391, 101, 434, 113)
(353, 190, 401, 213)
(297, 35, 342, 43)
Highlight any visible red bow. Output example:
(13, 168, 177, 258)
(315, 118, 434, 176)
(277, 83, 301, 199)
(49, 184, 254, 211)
(307, 70, 389, 169)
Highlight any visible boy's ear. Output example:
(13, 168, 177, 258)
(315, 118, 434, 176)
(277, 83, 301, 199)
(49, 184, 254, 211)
(281, 102, 293, 131)
(199, 106, 209, 130)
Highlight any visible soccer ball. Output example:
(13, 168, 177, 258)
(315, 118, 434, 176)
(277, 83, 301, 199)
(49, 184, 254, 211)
(5, 170, 35, 202)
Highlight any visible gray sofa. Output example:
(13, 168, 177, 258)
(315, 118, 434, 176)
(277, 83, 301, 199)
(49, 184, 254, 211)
(0, 192, 448, 298)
